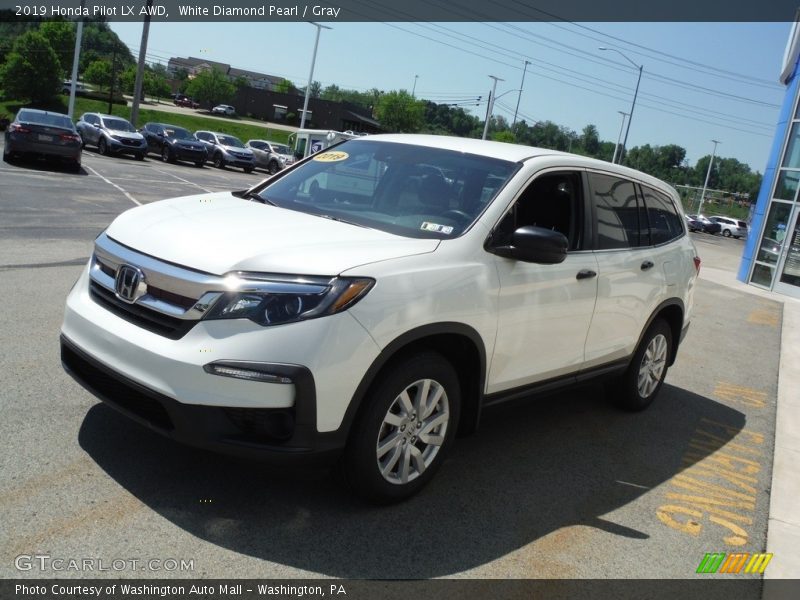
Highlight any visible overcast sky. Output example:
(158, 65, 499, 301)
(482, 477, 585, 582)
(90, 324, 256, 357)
(109, 20, 791, 173)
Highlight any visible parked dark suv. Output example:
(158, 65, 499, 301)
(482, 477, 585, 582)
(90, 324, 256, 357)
(141, 123, 207, 167)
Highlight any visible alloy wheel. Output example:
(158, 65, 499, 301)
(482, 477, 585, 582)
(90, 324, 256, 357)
(637, 333, 668, 398)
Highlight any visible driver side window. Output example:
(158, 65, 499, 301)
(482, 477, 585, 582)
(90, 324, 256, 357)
(496, 171, 584, 251)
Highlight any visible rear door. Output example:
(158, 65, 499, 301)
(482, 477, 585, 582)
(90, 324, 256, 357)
(583, 171, 665, 367)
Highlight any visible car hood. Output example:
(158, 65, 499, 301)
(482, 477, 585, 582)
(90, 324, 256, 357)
(109, 129, 143, 140)
(172, 139, 205, 149)
(105, 192, 439, 275)
(221, 145, 252, 155)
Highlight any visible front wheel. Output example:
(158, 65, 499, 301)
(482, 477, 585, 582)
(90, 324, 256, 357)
(340, 351, 461, 504)
(98, 138, 108, 155)
(611, 318, 672, 412)
(268, 160, 279, 175)
(213, 153, 224, 169)
(244, 167, 254, 173)
(161, 146, 174, 163)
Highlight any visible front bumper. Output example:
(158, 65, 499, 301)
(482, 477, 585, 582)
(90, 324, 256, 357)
(107, 137, 146, 155)
(174, 146, 207, 162)
(60, 263, 381, 462)
(224, 154, 254, 168)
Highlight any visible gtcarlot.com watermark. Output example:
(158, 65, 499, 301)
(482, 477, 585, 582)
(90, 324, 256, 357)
(15, 554, 194, 573)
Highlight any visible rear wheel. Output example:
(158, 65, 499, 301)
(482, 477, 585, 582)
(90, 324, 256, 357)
(2, 148, 13, 163)
(611, 319, 672, 411)
(340, 351, 460, 504)
(722, 229, 731, 237)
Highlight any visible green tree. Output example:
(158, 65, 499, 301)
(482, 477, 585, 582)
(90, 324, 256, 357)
(276, 78, 294, 94)
(233, 75, 249, 91)
(0, 30, 62, 103)
(308, 80, 322, 98)
(185, 67, 235, 108)
(84, 59, 113, 91)
(492, 130, 516, 143)
(146, 70, 171, 100)
(580, 124, 600, 156)
(39, 21, 76, 78)
(375, 90, 425, 133)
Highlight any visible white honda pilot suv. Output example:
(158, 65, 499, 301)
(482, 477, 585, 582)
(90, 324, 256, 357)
(61, 135, 699, 503)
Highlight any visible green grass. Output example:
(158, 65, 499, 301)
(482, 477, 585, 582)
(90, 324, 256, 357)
(1, 96, 290, 144)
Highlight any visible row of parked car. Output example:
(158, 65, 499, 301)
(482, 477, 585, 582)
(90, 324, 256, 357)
(2, 108, 295, 175)
(685, 214, 749, 238)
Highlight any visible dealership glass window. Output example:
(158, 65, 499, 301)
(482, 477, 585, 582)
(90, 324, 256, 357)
(775, 169, 800, 201)
(751, 263, 775, 287)
(779, 216, 800, 286)
(782, 122, 800, 169)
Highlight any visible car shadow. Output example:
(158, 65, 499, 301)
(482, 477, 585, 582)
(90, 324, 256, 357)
(3, 156, 88, 175)
(78, 382, 745, 578)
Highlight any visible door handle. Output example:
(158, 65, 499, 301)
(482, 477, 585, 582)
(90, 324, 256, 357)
(576, 269, 597, 280)
(641, 260, 655, 271)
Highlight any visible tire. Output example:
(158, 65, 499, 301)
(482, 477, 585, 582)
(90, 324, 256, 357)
(244, 167, 254, 174)
(340, 351, 461, 504)
(611, 319, 672, 412)
(161, 146, 174, 163)
(135, 153, 145, 161)
(2, 149, 12, 163)
(69, 161, 81, 173)
(194, 161, 204, 168)
(268, 160, 279, 175)
(213, 153, 224, 169)
(98, 138, 108, 156)
(722, 229, 731, 237)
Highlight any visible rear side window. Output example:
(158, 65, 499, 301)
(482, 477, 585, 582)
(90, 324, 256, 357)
(589, 173, 646, 249)
(642, 186, 684, 245)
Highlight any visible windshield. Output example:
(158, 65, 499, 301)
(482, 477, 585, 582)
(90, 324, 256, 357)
(218, 135, 245, 148)
(104, 118, 135, 132)
(256, 140, 517, 239)
(164, 127, 193, 140)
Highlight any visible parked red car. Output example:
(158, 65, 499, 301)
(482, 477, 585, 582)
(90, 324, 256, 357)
(173, 95, 199, 109)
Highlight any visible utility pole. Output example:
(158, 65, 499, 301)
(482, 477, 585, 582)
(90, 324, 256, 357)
(412, 74, 419, 98)
(108, 46, 118, 115)
(482, 75, 503, 140)
(512, 59, 530, 128)
(599, 47, 642, 164)
(67, 0, 85, 119)
(130, 0, 153, 127)
(697, 140, 721, 216)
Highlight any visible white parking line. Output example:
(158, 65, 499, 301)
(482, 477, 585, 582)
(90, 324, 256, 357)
(84, 164, 141, 206)
(147, 168, 213, 194)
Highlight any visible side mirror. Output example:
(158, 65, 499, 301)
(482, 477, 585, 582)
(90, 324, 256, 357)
(491, 225, 568, 264)
(157, 131, 165, 137)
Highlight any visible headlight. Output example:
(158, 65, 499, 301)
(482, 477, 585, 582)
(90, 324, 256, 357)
(205, 274, 374, 326)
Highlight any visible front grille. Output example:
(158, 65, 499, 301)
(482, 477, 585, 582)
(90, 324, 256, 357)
(89, 281, 196, 340)
(62, 342, 174, 431)
(96, 257, 196, 310)
(121, 138, 140, 146)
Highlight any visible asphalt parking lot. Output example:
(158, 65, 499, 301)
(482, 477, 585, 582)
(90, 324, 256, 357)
(0, 142, 782, 583)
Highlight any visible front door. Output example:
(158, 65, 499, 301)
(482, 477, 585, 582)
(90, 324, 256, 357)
(488, 170, 598, 393)
(774, 206, 800, 298)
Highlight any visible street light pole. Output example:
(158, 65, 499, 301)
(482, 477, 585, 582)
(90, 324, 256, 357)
(482, 75, 503, 140)
(412, 74, 419, 98)
(599, 47, 642, 165)
(300, 22, 331, 130)
(67, 0, 85, 119)
(697, 140, 721, 216)
(612, 110, 628, 164)
(512, 59, 530, 128)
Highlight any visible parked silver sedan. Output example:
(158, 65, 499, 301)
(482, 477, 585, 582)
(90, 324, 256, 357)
(3, 108, 82, 172)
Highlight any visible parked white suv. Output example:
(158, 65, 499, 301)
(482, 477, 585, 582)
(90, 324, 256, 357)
(61, 135, 699, 503)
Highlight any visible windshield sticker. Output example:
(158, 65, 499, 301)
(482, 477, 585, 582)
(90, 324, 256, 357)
(421, 222, 454, 235)
(313, 151, 349, 162)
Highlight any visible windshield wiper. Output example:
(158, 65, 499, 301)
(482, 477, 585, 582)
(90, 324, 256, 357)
(315, 213, 368, 228)
(232, 189, 275, 205)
